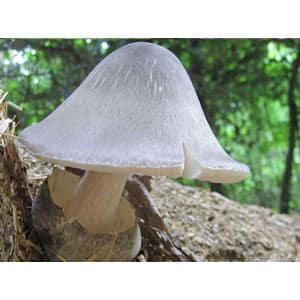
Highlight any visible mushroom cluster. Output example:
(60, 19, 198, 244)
(19, 42, 249, 261)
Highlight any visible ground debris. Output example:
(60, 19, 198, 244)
(152, 177, 300, 261)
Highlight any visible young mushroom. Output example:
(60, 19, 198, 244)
(19, 42, 249, 260)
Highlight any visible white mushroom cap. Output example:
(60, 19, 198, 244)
(19, 42, 249, 183)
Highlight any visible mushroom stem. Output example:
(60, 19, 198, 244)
(49, 170, 136, 234)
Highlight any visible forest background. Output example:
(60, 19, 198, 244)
(1, 38, 299, 214)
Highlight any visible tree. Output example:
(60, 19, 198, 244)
(280, 43, 300, 213)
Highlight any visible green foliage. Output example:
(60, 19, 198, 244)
(0, 38, 299, 212)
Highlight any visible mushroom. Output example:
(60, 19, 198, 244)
(19, 42, 249, 260)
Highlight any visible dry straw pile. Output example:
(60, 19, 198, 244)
(0, 89, 44, 261)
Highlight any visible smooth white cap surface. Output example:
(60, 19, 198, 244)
(19, 42, 249, 182)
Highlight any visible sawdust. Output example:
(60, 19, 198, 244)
(152, 177, 300, 261)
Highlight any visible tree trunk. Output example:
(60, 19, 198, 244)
(280, 44, 300, 214)
(189, 39, 225, 194)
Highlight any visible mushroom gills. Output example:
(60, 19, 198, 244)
(48, 168, 136, 234)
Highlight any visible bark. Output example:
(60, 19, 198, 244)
(280, 45, 300, 214)
(126, 175, 197, 261)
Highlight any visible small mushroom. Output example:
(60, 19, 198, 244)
(19, 42, 249, 260)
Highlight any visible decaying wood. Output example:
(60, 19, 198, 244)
(0, 90, 46, 261)
(126, 175, 197, 261)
